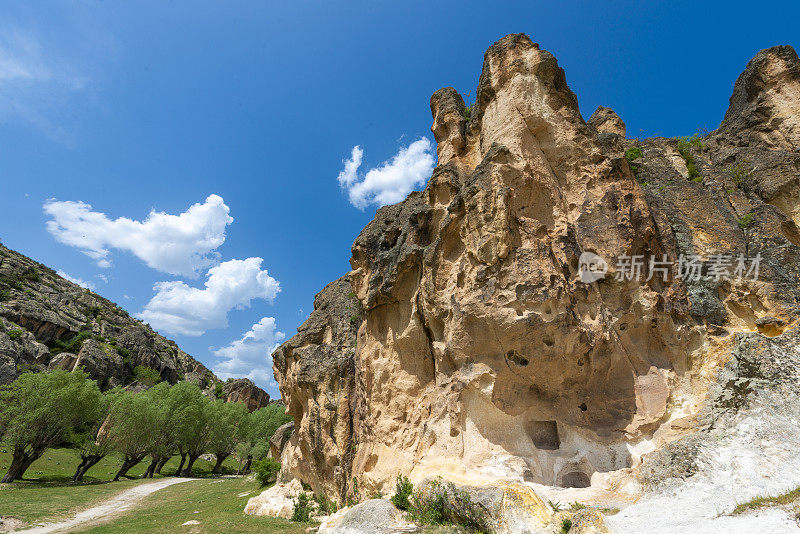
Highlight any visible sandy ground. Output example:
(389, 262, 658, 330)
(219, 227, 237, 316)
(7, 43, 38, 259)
(12, 478, 195, 533)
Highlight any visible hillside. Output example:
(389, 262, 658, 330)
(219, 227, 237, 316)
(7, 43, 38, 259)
(0, 243, 268, 408)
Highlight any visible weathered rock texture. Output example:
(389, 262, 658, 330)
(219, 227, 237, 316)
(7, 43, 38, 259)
(274, 33, 800, 521)
(222, 377, 270, 411)
(588, 106, 626, 137)
(0, 244, 268, 407)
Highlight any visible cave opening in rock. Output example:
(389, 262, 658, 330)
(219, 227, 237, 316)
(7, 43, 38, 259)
(561, 471, 591, 488)
(526, 420, 560, 450)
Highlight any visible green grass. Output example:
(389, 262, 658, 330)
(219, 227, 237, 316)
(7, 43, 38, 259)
(732, 486, 800, 515)
(0, 478, 151, 523)
(0, 445, 242, 525)
(0, 445, 242, 483)
(75, 476, 311, 533)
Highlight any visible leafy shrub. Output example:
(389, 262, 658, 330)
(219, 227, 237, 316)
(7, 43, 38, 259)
(21, 269, 40, 282)
(411, 478, 447, 525)
(675, 134, 705, 182)
(409, 478, 491, 532)
(49, 331, 91, 355)
(0, 274, 23, 290)
(548, 500, 563, 512)
(214, 382, 224, 399)
(291, 491, 314, 522)
(391, 474, 413, 511)
(561, 518, 573, 533)
(727, 162, 751, 188)
(464, 104, 472, 121)
(314, 492, 338, 515)
(624, 147, 643, 163)
(254, 457, 281, 486)
(133, 365, 162, 386)
(738, 212, 755, 229)
(7, 328, 24, 341)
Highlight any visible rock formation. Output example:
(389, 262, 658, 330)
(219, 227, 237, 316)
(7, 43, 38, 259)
(273, 34, 800, 529)
(0, 244, 269, 408)
(222, 377, 270, 411)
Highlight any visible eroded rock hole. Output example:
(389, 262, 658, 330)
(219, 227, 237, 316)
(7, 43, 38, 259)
(506, 350, 529, 367)
(579, 403, 587, 412)
(561, 471, 590, 488)
(526, 420, 560, 450)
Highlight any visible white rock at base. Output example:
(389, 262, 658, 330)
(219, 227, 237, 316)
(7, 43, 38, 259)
(244, 479, 304, 519)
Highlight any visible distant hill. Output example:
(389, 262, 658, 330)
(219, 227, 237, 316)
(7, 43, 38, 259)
(0, 243, 269, 410)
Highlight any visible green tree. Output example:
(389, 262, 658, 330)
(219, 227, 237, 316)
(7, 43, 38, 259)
(133, 365, 163, 387)
(169, 381, 211, 476)
(206, 399, 249, 474)
(242, 403, 292, 472)
(105, 389, 158, 481)
(72, 389, 121, 482)
(0, 370, 103, 482)
(141, 383, 177, 478)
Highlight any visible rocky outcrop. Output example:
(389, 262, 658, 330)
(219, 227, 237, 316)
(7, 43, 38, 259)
(244, 478, 304, 519)
(318, 499, 419, 534)
(274, 33, 800, 527)
(588, 106, 626, 137)
(719, 45, 800, 151)
(269, 421, 294, 459)
(0, 244, 267, 405)
(222, 378, 270, 411)
(272, 275, 359, 501)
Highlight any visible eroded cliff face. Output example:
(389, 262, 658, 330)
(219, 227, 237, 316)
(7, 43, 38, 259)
(274, 34, 800, 503)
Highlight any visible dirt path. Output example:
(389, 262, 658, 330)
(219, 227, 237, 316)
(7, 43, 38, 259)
(13, 478, 195, 533)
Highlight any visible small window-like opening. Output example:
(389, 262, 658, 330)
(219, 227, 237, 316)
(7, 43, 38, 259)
(506, 350, 529, 367)
(526, 420, 560, 450)
(561, 471, 590, 488)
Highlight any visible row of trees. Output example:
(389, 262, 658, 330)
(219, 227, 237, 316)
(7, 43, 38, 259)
(0, 370, 290, 483)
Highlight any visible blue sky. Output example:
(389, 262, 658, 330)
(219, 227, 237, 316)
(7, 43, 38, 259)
(0, 1, 797, 396)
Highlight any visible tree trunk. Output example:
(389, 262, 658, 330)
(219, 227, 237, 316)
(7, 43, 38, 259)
(155, 456, 170, 474)
(181, 453, 200, 477)
(243, 455, 252, 474)
(73, 458, 89, 482)
(175, 454, 187, 477)
(2, 448, 40, 483)
(143, 457, 159, 478)
(73, 454, 104, 482)
(113, 454, 144, 481)
(212, 453, 229, 474)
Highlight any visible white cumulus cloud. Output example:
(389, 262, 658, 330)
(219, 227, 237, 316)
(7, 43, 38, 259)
(338, 138, 434, 209)
(137, 258, 280, 337)
(56, 270, 95, 291)
(43, 194, 233, 277)
(212, 317, 285, 389)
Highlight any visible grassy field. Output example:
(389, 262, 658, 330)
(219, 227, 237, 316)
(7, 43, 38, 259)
(76, 476, 312, 533)
(0, 445, 243, 525)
